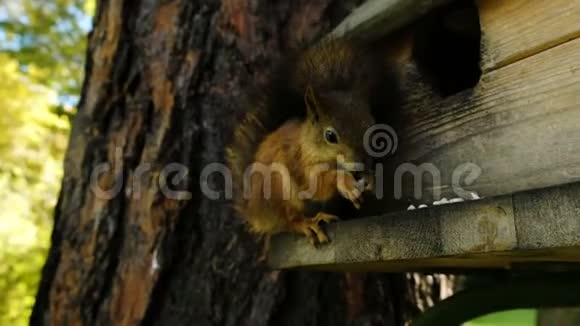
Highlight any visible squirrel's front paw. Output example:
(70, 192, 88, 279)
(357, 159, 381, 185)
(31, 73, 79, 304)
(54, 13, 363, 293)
(338, 174, 365, 209)
(362, 174, 375, 193)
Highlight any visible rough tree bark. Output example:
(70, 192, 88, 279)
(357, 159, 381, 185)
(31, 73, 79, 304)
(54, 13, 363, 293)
(31, 0, 447, 325)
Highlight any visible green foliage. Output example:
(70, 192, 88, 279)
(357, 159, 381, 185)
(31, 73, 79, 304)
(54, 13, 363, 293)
(0, 0, 95, 102)
(0, 53, 69, 325)
(0, 0, 93, 324)
(466, 309, 537, 326)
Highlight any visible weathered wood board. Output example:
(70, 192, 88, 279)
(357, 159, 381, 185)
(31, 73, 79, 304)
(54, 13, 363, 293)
(329, 0, 453, 41)
(269, 182, 580, 272)
(396, 36, 580, 203)
(479, 0, 580, 72)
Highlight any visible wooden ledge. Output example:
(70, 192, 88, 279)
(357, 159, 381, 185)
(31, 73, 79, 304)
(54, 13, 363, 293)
(330, 0, 452, 40)
(268, 182, 580, 272)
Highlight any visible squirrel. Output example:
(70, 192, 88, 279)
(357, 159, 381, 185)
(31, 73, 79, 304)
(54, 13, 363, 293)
(226, 39, 402, 246)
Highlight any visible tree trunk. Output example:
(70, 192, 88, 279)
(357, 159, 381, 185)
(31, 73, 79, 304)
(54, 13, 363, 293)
(31, 0, 447, 325)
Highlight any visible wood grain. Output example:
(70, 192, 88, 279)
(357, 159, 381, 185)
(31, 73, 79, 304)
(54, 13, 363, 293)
(395, 37, 580, 204)
(269, 182, 580, 272)
(479, 0, 580, 72)
(329, 0, 452, 41)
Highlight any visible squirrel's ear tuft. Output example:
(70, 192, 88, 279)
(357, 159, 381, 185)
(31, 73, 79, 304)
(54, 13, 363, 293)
(304, 85, 320, 122)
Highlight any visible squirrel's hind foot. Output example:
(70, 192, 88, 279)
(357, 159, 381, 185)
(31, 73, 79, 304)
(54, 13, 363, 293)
(289, 213, 339, 246)
(313, 212, 339, 224)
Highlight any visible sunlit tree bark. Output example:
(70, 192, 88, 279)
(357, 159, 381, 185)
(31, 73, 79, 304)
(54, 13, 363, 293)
(31, 0, 448, 325)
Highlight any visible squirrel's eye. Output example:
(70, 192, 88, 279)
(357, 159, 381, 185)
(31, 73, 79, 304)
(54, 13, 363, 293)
(324, 128, 339, 144)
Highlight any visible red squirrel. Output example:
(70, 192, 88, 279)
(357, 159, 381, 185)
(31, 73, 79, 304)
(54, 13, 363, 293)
(226, 39, 401, 245)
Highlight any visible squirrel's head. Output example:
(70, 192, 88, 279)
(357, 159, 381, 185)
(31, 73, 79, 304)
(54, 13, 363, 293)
(300, 86, 376, 174)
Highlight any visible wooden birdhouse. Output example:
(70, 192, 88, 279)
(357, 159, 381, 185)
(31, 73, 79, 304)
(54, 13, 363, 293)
(269, 0, 580, 323)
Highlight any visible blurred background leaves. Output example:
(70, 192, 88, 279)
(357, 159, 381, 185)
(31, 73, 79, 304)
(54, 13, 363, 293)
(0, 0, 94, 324)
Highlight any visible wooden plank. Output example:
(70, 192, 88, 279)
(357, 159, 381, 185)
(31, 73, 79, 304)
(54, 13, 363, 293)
(268, 183, 580, 272)
(479, 0, 580, 72)
(395, 36, 580, 204)
(329, 0, 452, 41)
